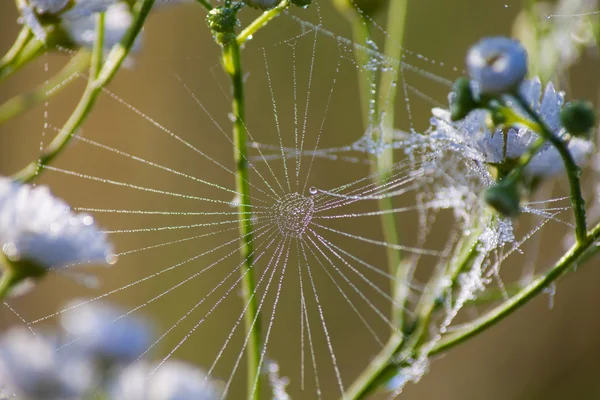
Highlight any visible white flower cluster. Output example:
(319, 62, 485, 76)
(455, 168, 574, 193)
(430, 77, 594, 180)
(24, 0, 191, 51)
(0, 300, 222, 399)
(0, 177, 114, 270)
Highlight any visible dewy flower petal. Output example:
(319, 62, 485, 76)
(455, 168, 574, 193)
(0, 327, 94, 399)
(60, 299, 152, 363)
(430, 77, 593, 180)
(466, 37, 528, 95)
(0, 177, 115, 270)
(61, 2, 142, 51)
(110, 361, 223, 400)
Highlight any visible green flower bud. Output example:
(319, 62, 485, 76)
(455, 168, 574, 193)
(450, 77, 479, 121)
(560, 100, 596, 138)
(206, 6, 239, 45)
(483, 177, 521, 218)
(332, 0, 387, 18)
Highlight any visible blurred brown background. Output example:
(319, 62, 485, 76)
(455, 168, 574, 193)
(1, 1, 600, 399)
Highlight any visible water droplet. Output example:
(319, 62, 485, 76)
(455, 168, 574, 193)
(309, 187, 318, 195)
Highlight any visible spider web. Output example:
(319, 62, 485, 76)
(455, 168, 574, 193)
(0, 1, 580, 399)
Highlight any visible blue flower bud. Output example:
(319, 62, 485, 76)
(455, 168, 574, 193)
(466, 37, 528, 95)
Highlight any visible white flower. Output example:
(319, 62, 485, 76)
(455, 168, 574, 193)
(61, 2, 142, 52)
(466, 37, 528, 95)
(430, 77, 593, 179)
(0, 327, 94, 400)
(60, 299, 152, 363)
(110, 361, 223, 400)
(0, 177, 115, 270)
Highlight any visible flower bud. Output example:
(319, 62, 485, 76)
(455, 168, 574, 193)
(450, 77, 479, 121)
(466, 37, 528, 95)
(483, 177, 521, 218)
(560, 100, 596, 138)
(206, 6, 239, 45)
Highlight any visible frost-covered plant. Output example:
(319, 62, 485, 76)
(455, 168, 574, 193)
(0, 178, 114, 297)
(1, 0, 600, 399)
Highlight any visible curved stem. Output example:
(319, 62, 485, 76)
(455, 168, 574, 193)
(0, 33, 45, 83)
(428, 220, 600, 356)
(13, 0, 156, 183)
(236, 0, 290, 46)
(221, 40, 261, 400)
(513, 93, 588, 242)
(343, 333, 403, 399)
(0, 50, 91, 126)
(0, 26, 32, 75)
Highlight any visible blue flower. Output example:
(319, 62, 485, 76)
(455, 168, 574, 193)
(110, 361, 223, 400)
(466, 37, 528, 95)
(60, 299, 153, 364)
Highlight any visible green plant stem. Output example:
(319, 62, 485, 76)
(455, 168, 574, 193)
(344, 332, 404, 399)
(236, 0, 290, 46)
(221, 39, 261, 400)
(0, 50, 91, 126)
(13, 0, 156, 183)
(512, 94, 588, 242)
(195, 0, 213, 11)
(428, 219, 600, 357)
(348, 14, 375, 127)
(378, 0, 408, 326)
(343, 226, 482, 400)
(0, 26, 32, 75)
(0, 33, 46, 82)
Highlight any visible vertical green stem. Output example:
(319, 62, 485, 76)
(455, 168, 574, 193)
(349, 15, 376, 127)
(222, 40, 261, 400)
(377, 0, 408, 327)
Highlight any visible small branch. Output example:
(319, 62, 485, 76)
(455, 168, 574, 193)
(0, 50, 91, 126)
(0, 31, 45, 82)
(428, 219, 600, 357)
(0, 25, 32, 74)
(236, 0, 290, 46)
